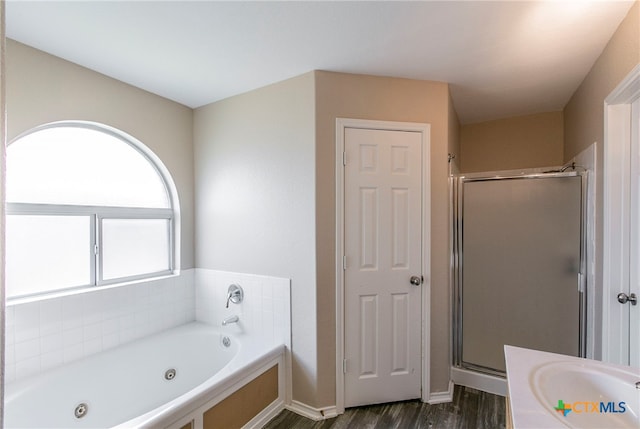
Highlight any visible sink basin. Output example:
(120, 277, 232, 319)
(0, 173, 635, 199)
(530, 360, 640, 428)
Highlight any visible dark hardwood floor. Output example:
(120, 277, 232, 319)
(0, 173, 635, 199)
(263, 385, 506, 429)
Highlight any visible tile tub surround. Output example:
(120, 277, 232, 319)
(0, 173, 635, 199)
(194, 269, 291, 350)
(5, 268, 291, 386)
(4, 270, 195, 383)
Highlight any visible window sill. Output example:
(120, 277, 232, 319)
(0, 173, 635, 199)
(6, 270, 182, 307)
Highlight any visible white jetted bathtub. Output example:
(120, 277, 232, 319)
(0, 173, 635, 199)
(4, 322, 286, 428)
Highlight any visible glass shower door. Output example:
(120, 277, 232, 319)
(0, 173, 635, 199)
(456, 173, 584, 374)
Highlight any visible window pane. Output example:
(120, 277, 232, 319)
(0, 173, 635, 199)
(102, 219, 170, 281)
(7, 126, 170, 208)
(6, 215, 91, 298)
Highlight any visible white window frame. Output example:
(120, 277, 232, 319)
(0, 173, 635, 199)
(6, 121, 180, 299)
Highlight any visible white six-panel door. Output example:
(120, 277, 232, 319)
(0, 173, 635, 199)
(343, 127, 423, 407)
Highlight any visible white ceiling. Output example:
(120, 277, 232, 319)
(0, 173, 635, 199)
(6, 0, 636, 124)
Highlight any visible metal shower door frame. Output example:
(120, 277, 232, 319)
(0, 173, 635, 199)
(452, 169, 588, 377)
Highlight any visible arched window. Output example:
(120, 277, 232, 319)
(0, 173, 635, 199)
(6, 121, 179, 299)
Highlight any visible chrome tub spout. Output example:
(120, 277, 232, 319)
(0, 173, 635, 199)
(222, 315, 239, 326)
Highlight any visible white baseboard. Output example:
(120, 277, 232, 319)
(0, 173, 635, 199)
(426, 380, 454, 404)
(450, 367, 507, 397)
(286, 400, 339, 421)
(244, 399, 285, 429)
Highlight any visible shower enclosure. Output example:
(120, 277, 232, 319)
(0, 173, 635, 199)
(453, 170, 586, 376)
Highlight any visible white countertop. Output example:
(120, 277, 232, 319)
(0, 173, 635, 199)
(504, 345, 640, 429)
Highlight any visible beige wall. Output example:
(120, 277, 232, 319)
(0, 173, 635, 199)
(563, 0, 640, 358)
(449, 93, 461, 173)
(564, 1, 640, 161)
(6, 39, 195, 269)
(315, 71, 453, 406)
(460, 111, 564, 173)
(193, 73, 318, 405)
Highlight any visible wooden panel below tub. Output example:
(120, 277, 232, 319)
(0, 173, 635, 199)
(203, 365, 278, 429)
(179, 421, 193, 429)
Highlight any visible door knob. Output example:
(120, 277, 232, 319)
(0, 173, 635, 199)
(410, 276, 422, 286)
(617, 292, 637, 306)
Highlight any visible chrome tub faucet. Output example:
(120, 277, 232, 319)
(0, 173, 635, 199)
(226, 284, 244, 308)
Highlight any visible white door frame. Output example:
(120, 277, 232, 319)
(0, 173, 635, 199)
(603, 64, 640, 365)
(335, 118, 431, 413)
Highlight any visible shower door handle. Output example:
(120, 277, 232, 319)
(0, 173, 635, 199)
(617, 292, 637, 306)
(410, 276, 422, 286)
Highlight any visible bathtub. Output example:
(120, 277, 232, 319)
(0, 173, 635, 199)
(4, 322, 286, 429)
